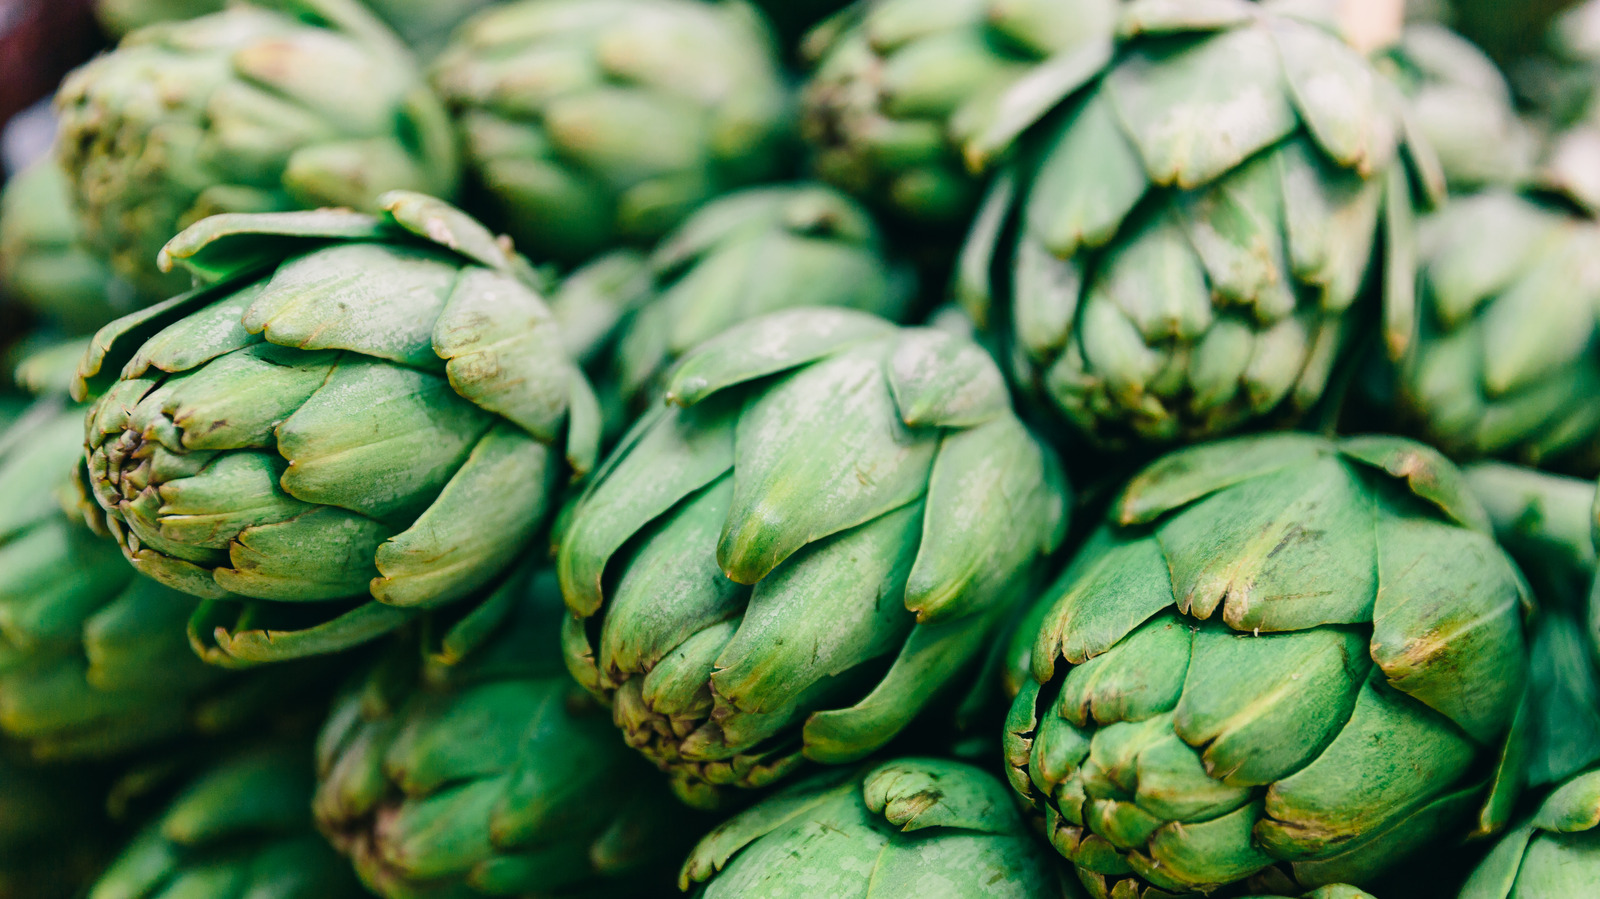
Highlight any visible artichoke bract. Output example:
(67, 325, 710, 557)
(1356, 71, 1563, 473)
(74, 193, 600, 667)
(315, 566, 691, 899)
(800, 0, 1117, 226)
(680, 757, 1073, 898)
(1004, 434, 1530, 897)
(89, 744, 366, 899)
(1465, 463, 1600, 788)
(55, 0, 460, 296)
(0, 389, 275, 760)
(571, 183, 916, 409)
(1380, 24, 1535, 190)
(430, 0, 793, 264)
(559, 307, 1069, 807)
(1459, 767, 1600, 899)
(959, 0, 1444, 449)
(0, 160, 150, 335)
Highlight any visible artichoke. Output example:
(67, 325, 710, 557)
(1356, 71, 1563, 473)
(89, 743, 367, 899)
(1376, 17, 1600, 471)
(570, 183, 916, 410)
(74, 193, 599, 666)
(1459, 767, 1600, 898)
(56, 0, 460, 296)
(559, 307, 1069, 806)
(1004, 434, 1530, 897)
(0, 753, 110, 899)
(430, 0, 793, 264)
(680, 757, 1074, 898)
(315, 565, 691, 898)
(1465, 463, 1600, 788)
(1389, 152, 1600, 472)
(0, 159, 144, 335)
(800, 0, 1116, 226)
(0, 387, 290, 760)
(958, 0, 1444, 449)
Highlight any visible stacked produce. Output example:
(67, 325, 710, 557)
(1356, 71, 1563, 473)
(3, 0, 1600, 897)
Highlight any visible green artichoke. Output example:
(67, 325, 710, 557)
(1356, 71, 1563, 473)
(0, 388, 288, 760)
(1004, 434, 1530, 897)
(315, 565, 691, 899)
(1459, 767, 1600, 898)
(559, 307, 1069, 806)
(74, 193, 599, 666)
(89, 744, 367, 899)
(680, 757, 1075, 898)
(800, 0, 1116, 225)
(56, 0, 460, 296)
(0, 753, 110, 899)
(0, 159, 146, 335)
(1389, 164, 1600, 472)
(430, 0, 793, 264)
(572, 183, 916, 410)
(1465, 463, 1600, 788)
(958, 0, 1443, 449)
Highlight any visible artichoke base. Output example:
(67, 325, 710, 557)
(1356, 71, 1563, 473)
(609, 677, 806, 809)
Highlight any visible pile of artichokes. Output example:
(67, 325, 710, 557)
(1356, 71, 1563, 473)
(1, 0, 1598, 896)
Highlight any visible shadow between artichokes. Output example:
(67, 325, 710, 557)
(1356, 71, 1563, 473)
(1003, 434, 1531, 898)
(558, 307, 1069, 808)
(73, 192, 600, 668)
(0, 750, 111, 899)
